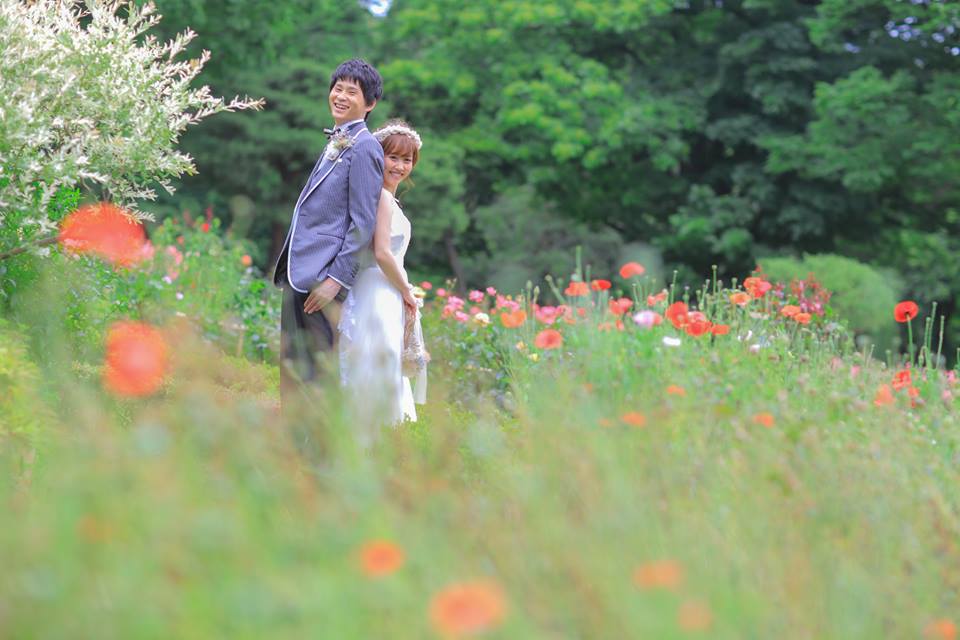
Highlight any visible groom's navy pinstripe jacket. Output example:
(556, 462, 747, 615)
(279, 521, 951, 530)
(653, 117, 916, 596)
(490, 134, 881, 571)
(273, 120, 384, 293)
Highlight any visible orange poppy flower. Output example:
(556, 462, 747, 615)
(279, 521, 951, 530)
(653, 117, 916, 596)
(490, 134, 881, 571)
(793, 312, 811, 325)
(894, 301, 919, 323)
(780, 305, 801, 317)
(620, 261, 645, 278)
(666, 385, 686, 396)
(102, 321, 169, 397)
(711, 324, 730, 336)
(621, 412, 647, 427)
(729, 292, 751, 307)
(678, 599, 713, 632)
(608, 297, 633, 315)
(500, 309, 527, 328)
(874, 384, 895, 407)
(240, 254, 253, 267)
(358, 540, 405, 577)
(665, 301, 689, 329)
(591, 279, 612, 291)
(534, 329, 563, 349)
(633, 560, 684, 590)
(59, 203, 148, 267)
(752, 412, 775, 428)
(924, 619, 957, 640)
(743, 276, 772, 298)
(429, 580, 507, 637)
(564, 281, 590, 296)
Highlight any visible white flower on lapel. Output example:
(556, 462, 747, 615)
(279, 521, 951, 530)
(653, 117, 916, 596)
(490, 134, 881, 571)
(325, 131, 354, 161)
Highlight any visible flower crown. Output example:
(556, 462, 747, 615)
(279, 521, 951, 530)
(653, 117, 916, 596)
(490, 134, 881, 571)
(373, 122, 423, 150)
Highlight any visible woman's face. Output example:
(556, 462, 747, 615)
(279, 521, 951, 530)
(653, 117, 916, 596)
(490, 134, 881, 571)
(383, 150, 415, 191)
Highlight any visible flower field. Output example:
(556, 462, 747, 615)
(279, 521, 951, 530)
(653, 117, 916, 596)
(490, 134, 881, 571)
(1, 210, 959, 638)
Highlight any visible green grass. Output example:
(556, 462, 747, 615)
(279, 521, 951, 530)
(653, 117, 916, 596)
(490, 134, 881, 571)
(1, 285, 959, 639)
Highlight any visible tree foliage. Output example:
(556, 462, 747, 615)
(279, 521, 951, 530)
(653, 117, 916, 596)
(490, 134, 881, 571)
(0, 0, 260, 257)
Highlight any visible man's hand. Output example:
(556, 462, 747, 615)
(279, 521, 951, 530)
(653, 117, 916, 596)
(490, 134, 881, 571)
(304, 278, 342, 314)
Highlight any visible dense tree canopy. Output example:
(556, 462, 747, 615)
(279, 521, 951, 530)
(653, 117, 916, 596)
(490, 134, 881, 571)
(148, 0, 960, 342)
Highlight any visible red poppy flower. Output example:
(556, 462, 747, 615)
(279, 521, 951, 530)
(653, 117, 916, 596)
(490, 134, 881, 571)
(684, 319, 713, 337)
(500, 309, 527, 328)
(591, 279, 612, 291)
(534, 329, 563, 349)
(58, 203, 148, 267)
(608, 297, 633, 316)
(894, 301, 919, 323)
(102, 321, 169, 397)
(429, 580, 507, 637)
(358, 540, 405, 577)
(200, 222, 211, 233)
(743, 276, 772, 298)
(874, 384, 895, 407)
(711, 324, 730, 336)
(780, 305, 801, 317)
(665, 301, 689, 329)
(619, 262, 645, 278)
(892, 369, 912, 391)
(565, 281, 589, 296)
(647, 290, 668, 306)
(240, 254, 253, 267)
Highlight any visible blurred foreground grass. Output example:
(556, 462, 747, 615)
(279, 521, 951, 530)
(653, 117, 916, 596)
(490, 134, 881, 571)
(2, 290, 959, 639)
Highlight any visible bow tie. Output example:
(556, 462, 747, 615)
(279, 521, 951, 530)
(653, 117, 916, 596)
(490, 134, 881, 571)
(323, 127, 340, 138)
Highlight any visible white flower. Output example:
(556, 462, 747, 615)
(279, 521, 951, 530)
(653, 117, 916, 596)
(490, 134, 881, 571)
(662, 336, 682, 347)
(473, 312, 490, 326)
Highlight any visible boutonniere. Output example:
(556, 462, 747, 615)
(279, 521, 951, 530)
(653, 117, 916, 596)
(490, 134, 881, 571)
(325, 131, 354, 161)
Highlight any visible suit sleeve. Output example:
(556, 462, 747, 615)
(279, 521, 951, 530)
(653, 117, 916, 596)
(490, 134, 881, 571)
(328, 138, 384, 289)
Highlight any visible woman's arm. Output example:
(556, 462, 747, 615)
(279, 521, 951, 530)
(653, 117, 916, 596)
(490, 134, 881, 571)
(373, 191, 417, 312)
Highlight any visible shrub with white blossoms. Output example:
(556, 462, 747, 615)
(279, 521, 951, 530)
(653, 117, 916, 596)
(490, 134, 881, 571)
(0, 0, 262, 253)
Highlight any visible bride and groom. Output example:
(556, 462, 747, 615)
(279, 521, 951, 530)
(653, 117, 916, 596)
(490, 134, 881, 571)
(273, 58, 426, 429)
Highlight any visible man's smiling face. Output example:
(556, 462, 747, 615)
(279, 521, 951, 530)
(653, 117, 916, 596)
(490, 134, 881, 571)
(329, 78, 374, 125)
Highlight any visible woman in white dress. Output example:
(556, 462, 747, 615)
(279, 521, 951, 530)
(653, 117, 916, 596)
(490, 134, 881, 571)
(339, 120, 426, 432)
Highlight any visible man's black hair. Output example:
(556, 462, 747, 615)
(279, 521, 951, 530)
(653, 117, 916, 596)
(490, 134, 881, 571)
(329, 58, 383, 111)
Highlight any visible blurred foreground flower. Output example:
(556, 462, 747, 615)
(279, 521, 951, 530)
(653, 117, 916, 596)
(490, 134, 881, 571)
(633, 560, 684, 590)
(752, 412, 775, 428)
(59, 203, 147, 267)
(429, 580, 507, 637)
(925, 619, 957, 640)
(678, 599, 713, 632)
(358, 540, 405, 578)
(103, 321, 169, 397)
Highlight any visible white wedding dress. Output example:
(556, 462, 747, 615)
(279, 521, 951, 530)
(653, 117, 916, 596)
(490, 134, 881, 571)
(339, 190, 425, 430)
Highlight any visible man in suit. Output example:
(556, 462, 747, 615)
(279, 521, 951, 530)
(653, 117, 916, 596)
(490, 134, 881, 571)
(273, 59, 384, 400)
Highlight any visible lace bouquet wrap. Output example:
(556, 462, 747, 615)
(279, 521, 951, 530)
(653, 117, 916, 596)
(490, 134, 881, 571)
(402, 306, 429, 379)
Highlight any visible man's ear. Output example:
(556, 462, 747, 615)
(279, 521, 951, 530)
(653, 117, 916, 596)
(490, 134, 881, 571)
(365, 99, 377, 114)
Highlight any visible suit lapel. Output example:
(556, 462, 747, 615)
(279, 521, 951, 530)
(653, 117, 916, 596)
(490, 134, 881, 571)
(300, 125, 367, 204)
